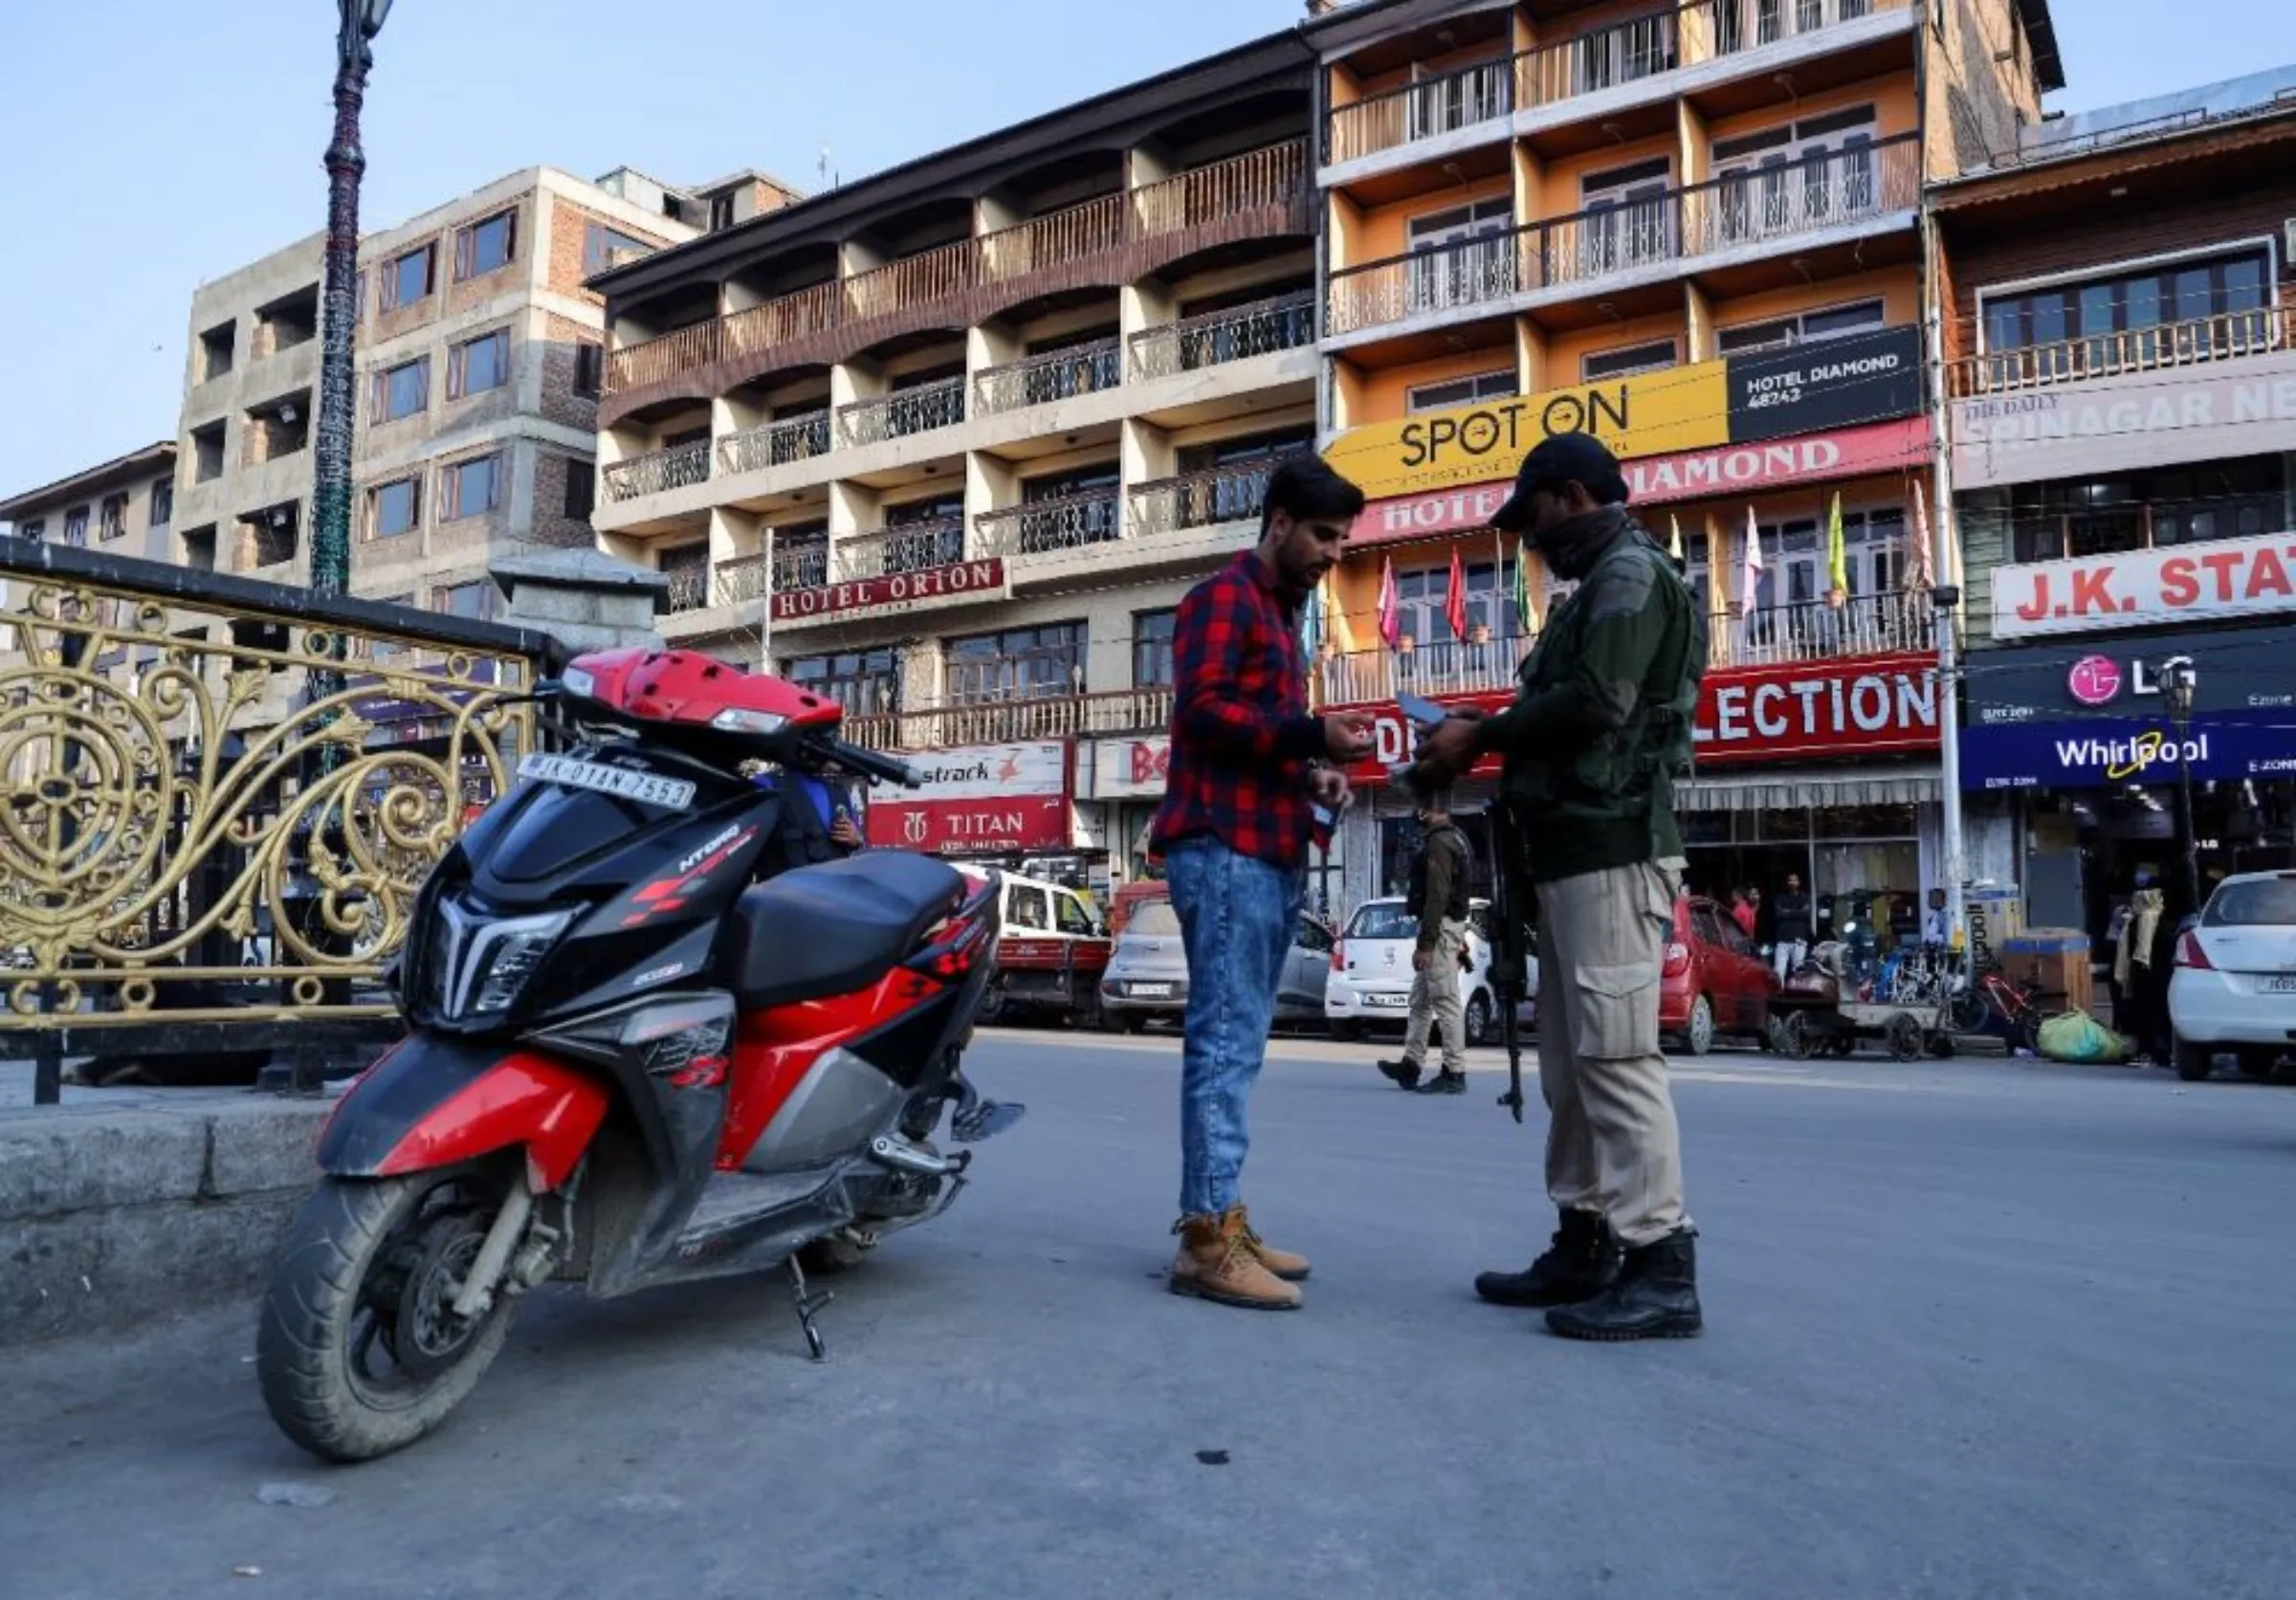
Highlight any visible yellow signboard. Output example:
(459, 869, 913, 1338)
(1324, 360, 1733, 501)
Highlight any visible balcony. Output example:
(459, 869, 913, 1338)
(1326, 134, 1919, 338)
(718, 411, 831, 475)
(663, 563, 713, 614)
(1129, 292, 1317, 382)
(837, 377, 967, 450)
(977, 486, 1124, 562)
(1323, 0, 1911, 170)
(1721, 589, 1933, 666)
(845, 686, 1173, 753)
(1315, 639, 1526, 707)
(1130, 456, 1302, 542)
(1948, 302, 2292, 397)
(973, 340, 1122, 417)
(604, 440, 711, 503)
(602, 142, 1314, 419)
(837, 519, 970, 583)
(713, 552, 767, 606)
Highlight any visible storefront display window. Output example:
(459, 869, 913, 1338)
(1683, 802, 1928, 951)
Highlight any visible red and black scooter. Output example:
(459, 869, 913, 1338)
(255, 647, 1017, 1463)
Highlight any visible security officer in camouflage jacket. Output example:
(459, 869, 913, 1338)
(1415, 433, 1707, 1343)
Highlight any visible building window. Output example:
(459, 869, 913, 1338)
(433, 581, 495, 621)
(1582, 339, 1678, 381)
(455, 211, 517, 280)
(382, 243, 434, 310)
(1407, 367, 1516, 413)
(788, 649, 900, 717)
(1389, 559, 1527, 653)
(563, 459, 595, 522)
(1134, 609, 1179, 689)
(373, 357, 430, 422)
(99, 494, 128, 542)
(18, 518, 43, 542)
(573, 343, 605, 399)
(944, 623, 1086, 705)
(449, 328, 511, 399)
(369, 477, 420, 539)
(62, 506, 89, 547)
(149, 478, 173, 527)
(371, 593, 416, 662)
(583, 222, 654, 277)
(1717, 298, 1887, 354)
(442, 455, 502, 521)
(1978, 246, 2274, 360)
(2005, 456, 2287, 565)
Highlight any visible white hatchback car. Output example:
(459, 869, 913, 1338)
(2169, 870, 2296, 1082)
(1325, 896, 1535, 1045)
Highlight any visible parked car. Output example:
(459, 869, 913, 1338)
(1325, 896, 1535, 1045)
(1662, 894, 1778, 1056)
(960, 869, 1115, 1028)
(2169, 870, 2296, 1082)
(1099, 894, 1335, 1033)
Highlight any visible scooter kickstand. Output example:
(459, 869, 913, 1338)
(784, 1255, 832, 1361)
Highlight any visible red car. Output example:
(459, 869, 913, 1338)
(1660, 894, 1778, 1055)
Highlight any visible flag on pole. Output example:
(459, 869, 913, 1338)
(1825, 491, 1849, 609)
(1910, 478, 1936, 589)
(1445, 546, 1468, 642)
(1301, 573, 1325, 657)
(1511, 538, 1534, 633)
(1325, 569, 1358, 655)
(1739, 505, 1763, 616)
(1377, 557, 1401, 649)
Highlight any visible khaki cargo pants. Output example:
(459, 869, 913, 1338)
(1402, 916, 1469, 1075)
(1533, 861, 1689, 1248)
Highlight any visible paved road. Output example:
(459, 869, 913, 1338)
(6, 1033, 2293, 1600)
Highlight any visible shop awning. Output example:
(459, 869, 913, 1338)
(1675, 766, 1942, 812)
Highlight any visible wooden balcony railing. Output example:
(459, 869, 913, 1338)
(976, 486, 1124, 561)
(604, 141, 1314, 405)
(836, 376, 967, 450)
(718, 410, 831, 476)
(1323, 0, 1910, 166)
(838, 518, 969, 582)
(1327, 134, 1918, 336)
(1129, 456, 1302, 540)
(844, 687, 1174, 754)
(602, 439, 711, 503)
(1129, 291, 1316, 382)
(1315, 639, 1528, 707)
(1949, 301, 2292, 397)
(973, 339, 1121, 417)
(1724, 589, 1933, 667)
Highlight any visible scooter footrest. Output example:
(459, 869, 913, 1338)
(950, 1099, 1025, 1144)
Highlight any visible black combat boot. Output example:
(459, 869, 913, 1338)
(1545, 1228, 1702, 1342)
(1377, 1058, 1424, 1091)
(1473, 1210, 1621, 1307)
(1415, 1070, 1467, 1096)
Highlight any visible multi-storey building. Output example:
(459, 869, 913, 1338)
(590, 33, 1321, 890)
(1302, 0, 2058, 942)
(170, 166, 708, 620)
(1936, 67, 2296, 943)
(0, 441, 178, 563)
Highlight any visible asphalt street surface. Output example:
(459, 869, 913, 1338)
(7, 1031, 2294, 1600)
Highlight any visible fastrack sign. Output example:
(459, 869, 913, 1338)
(772, 557, 1007, 623)
(866, 740, 1073, 855)
(1336, 651, 1939, 780)
(1989, 529, 2296, 638)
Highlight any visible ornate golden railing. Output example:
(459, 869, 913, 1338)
(0, 537, 558, 1055)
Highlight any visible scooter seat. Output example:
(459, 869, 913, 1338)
(724, 854, 967, 1010)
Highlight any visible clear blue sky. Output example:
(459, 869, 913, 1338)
(0, 0, 2282, 501)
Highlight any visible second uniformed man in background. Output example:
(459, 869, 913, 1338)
(1416, 432, 1708, 1343)
(1378, 787, 1473, 1097)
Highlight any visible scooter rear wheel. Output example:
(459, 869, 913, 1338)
(256, 1169, 523, 1463)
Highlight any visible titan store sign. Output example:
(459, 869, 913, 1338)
(864, 739, 1072, 855)
(1338, 650, 1940, 781)
(1989, 528, 2296, 638)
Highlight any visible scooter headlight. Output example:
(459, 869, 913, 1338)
(424, 900, 577, 1022)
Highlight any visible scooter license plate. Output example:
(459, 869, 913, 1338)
(519, 753, 696, 811)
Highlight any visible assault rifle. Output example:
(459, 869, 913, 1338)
(1483, 793, 1533, 1123)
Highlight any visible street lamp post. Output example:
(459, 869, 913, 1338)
(2163, 659, 2201, 911)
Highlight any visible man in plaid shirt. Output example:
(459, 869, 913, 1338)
(1152, 456, 1376, 1312)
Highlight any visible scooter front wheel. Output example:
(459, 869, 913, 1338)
(256, 1169, 523, 1463)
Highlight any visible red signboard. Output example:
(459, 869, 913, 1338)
(1347, 417, 1932, 549)
(1336, 650, 1940, 782)
(772, 558, 1007, 623)
(864, 739, 1073, 856)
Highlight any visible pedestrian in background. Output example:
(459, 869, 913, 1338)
(1416, 432, 1707, 1343)
(1378, 786, 1473, 1097)
(1772, 871, 1814, 981)
(1152, 456, 1375, 1313)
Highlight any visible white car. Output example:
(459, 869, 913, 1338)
(2169, 870, 2296, 1082)
(1325, 896, 1535, 1045)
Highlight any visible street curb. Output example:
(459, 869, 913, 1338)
(0, 1099, 332, 1347)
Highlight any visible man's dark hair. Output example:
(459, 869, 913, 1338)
(1260, 456, 1366, 536)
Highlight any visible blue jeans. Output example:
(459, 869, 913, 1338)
(1165, 835, 1304, 1218)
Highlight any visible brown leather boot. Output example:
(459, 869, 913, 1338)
(1236, 1206, 1311, 1282)
(1169, 1207, 1303, 1310)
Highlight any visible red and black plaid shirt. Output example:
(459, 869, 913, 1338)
(1150, 551, 1327, 868)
